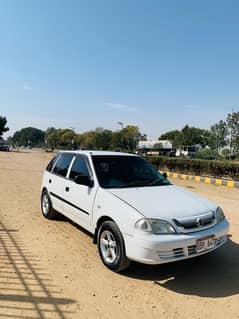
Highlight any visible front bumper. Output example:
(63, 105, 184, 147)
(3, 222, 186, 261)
(124, 219, 229, 264)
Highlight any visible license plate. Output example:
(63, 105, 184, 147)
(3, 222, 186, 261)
(196, 235, 215, 253)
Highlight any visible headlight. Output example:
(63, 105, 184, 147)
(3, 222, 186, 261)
(215, 207, 225, 223)
(135, 218, 176, 234)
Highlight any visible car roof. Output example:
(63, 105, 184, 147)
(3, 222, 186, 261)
(59, 150, 137, 157)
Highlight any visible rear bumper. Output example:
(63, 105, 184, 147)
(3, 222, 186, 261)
(124, 219, 229, 264)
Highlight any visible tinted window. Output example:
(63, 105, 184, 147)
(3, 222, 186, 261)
(69, 156, 89, 180)
(53, 154, 74, 177)
(92, 155, 171, 189)
(46, 154, 61, 172)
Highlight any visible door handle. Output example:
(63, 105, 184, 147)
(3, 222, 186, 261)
(65, 186, 70, 192)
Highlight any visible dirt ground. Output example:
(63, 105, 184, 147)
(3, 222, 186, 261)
(0, 150, 238, 319)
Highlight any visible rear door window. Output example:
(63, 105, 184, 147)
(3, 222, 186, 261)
(53, 154, 74, 177)
(46, 154, 61, 172)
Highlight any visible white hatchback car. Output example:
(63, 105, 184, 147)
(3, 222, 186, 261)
(41, 151, 229, 272)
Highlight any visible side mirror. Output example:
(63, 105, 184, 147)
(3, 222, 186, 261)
(74, 175, 94, 187)
(162, 172, 168, 179)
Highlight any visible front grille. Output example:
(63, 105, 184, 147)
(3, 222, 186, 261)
(173, 212, 216, 233)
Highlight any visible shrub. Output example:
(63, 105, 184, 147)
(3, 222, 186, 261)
(196, 148, 218, 160)
(145, 156, 239, 181)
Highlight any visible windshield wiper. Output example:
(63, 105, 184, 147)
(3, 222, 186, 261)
(146, 177, 167, 186)
(116, 177, 170, 188)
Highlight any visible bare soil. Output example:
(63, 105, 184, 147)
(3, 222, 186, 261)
(0, 151, 238, 319)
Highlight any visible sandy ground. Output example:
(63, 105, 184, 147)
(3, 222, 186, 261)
(0, 150, 238, 319)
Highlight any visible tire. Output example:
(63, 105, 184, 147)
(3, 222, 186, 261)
(41, 190, 58, 219)
(97, 221, 131, 272)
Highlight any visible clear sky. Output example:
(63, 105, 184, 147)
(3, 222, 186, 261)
(0, 0, 239, 139)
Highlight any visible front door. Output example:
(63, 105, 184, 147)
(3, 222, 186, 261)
(62, 155, 97, 233)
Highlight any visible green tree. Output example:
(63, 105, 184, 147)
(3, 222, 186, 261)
(221, 148, 230, 160)
(75, 131, 98, 149)
(110, 131, 122, 151)
(47, 129, 76, 149)
(0, 116, 9, 136)
(44, 127, 57, 148)
(227, 111, 239, 157)
(159, 130, 181, 147)
(120, 125, 141, 152)
(94, 130, 113, 150)
(12, 127, 45, 146)
(159, 126, 211, 148)
(181, 125, 205, 146)
(59, 129, 75, 147)
(45, 127, 57, 138)
(47, 130, 60, 148)
(201, 130, 215, 148)
(209, 120, 228, 151)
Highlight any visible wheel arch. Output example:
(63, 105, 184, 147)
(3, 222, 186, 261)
(93, 215, 116, 244)
(41, 186, 48, 193)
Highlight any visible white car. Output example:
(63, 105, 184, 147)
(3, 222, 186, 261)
(41, 151, 229, 272)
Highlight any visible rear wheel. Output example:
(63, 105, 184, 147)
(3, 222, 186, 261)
(41, 190, 58, 219)
(97, 221, 131, 272)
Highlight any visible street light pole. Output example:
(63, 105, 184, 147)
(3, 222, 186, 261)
(117, 122, 124, 130)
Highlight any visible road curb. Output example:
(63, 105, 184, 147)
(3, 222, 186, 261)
(162, 171, 239, 188)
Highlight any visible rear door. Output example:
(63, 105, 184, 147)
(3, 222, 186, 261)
(62, 155, 97, 233)
(43, 153, 61, 194)
(49, 153, 74, 213)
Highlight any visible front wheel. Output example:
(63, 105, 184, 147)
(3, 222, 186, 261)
(97, 221, 131, 272)
(41, 190, 58, 219)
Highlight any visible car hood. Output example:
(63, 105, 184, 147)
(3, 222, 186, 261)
(109, 185, 217, 219)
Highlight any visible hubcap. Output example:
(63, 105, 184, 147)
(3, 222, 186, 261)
(42, 194, 50, 215)
(100, 230, 118, 264)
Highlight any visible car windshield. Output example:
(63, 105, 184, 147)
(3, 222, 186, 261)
(92, 155, 171, 189)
